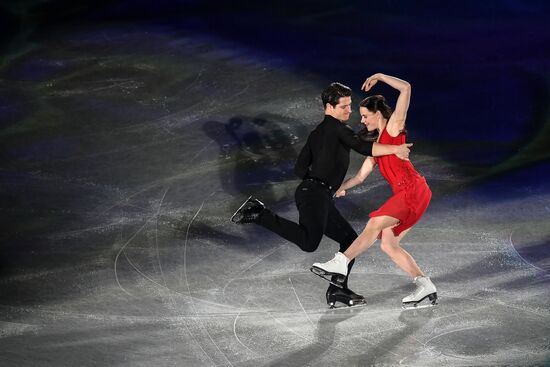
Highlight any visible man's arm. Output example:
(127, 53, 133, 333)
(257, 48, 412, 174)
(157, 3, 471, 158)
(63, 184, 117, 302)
(337, 124, 373, 156)
(372, 142, 412, 160)
(338, 124, 411, 160)
(294, 135, 312, 178)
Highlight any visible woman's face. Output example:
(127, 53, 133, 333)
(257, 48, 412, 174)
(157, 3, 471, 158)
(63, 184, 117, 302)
(360, 107, 379, 131)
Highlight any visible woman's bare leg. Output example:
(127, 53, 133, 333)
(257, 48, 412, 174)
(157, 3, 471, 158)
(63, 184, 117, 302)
(380, 227, 424, 279)
(343, 216, 400, 260)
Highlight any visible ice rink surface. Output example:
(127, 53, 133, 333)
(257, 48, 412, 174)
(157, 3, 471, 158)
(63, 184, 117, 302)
(1, 9, 549, 367)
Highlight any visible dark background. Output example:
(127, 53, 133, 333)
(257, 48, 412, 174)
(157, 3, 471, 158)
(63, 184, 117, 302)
(1, 2, 549, 366)
(2, 0, 549, 168)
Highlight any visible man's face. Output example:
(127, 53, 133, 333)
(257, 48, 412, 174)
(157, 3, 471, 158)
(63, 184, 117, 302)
(327, 96, 352, 121)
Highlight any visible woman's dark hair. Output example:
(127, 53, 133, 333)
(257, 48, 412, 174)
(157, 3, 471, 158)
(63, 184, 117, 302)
(358, 95, 406, 141)
(321, 82, 352, 108)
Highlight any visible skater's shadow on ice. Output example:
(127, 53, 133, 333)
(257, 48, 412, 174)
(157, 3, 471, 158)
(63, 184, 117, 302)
(263, 311, 360, 367)
(201, 114, 305, 212)
(353, 307, 435, 366)
(346, 251, 549, 364)
(434, 250, 550, 292)
(172, 220, 245, 243)
(172, 219, 274, 252)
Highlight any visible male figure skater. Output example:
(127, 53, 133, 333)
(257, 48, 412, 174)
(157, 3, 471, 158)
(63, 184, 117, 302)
(231, 82, 411, 307)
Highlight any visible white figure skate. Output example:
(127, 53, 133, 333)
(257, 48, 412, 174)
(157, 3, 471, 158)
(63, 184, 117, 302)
(402, 276, 438, 309)
(310, 252, 349, 288)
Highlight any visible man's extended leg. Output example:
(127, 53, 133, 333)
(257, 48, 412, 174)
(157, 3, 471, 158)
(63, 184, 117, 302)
(255, 181, 331, 252)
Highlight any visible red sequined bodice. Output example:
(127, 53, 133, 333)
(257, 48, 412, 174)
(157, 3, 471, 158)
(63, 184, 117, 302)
(374, 128, 423, 193)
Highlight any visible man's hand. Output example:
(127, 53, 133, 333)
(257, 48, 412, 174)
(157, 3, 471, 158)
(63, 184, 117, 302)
(394, 143, 412, 160)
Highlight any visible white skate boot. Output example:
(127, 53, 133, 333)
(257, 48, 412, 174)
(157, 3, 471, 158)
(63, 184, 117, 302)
(310, 252, 350, 288)
(402, 276, 438, 309)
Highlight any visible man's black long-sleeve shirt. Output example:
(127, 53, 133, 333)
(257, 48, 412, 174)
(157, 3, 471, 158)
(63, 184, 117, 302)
(294, 115, 374, 189)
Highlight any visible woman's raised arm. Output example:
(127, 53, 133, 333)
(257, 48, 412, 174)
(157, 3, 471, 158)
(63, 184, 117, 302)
(362, 73, 411, 137)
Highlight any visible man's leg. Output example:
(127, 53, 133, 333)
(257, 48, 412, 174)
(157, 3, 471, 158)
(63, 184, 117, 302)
(258, 182, 329, 252)
(318, 202, 368, 306)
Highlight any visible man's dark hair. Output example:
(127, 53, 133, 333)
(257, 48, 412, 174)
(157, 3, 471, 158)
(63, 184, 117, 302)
(321, 82, 352, 108)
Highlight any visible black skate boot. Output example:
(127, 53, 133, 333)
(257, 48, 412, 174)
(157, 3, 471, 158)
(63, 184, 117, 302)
(230, 196, 265, 224)
(326, 284, 367, 308)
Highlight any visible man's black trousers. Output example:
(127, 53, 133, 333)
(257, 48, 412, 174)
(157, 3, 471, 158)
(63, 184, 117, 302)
(258, 179, 359, 287)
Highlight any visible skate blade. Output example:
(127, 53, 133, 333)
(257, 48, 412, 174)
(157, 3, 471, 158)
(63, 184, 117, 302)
(402, 293, 438, 310)
(310, 267, 345, 288)
(329, 300, 367, 309)
(401, 303, 436, 310)
(230, 195, 252, 223)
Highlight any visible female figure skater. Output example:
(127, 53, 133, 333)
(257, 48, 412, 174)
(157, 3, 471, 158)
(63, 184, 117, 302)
(311, 73, 437, 309)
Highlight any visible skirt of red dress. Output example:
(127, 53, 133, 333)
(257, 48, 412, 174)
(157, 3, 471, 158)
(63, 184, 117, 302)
(369, 177, 432, 237)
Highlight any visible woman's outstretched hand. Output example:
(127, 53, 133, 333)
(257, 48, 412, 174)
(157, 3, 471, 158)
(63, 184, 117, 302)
(335, 189, 346, 198)
(362, 73, 382, 91)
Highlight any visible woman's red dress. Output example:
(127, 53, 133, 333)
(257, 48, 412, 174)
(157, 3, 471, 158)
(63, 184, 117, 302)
(370, 127, 432, 236)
